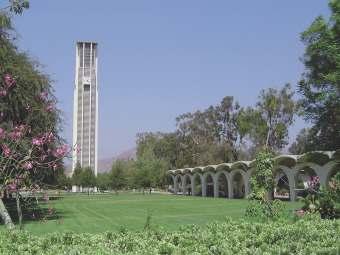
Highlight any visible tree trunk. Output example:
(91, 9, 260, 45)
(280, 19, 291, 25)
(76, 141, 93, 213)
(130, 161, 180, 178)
(16, 192, 23, 229)
(0, 198, 15, 230)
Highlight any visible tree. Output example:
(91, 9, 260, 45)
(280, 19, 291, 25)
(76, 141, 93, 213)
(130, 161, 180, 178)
(80, 167, 96, 195)
(54, 167, 71, 190)
(71, 161, 83, 187)
(110, 160, 127, 193)
(298, 0, 340, 150)
(133, 148, 169, 192)
(0, 2, 67, 229)
(240, 84, 296, 154)
(215, 96, 245, 161)
(96, 173, 111, 192)
(175, 96, 246, 166)
(289, 128, 315, 154)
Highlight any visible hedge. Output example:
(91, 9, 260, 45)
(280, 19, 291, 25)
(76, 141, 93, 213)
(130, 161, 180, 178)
(0, 218, 339, 254)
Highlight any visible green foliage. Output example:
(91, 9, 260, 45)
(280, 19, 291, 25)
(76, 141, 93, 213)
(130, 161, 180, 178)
(133, 148, 169, 189)
(245, 199, 286, 220)
(0, 218, 339, 254)
(71, 162, 82, 186)
(240, 84, 296, 153)
(175, 96, 246, 165)
(300, 176, 340, 219)
(110, 160, 127, 191)
(96, 173, 111, 191)
(0, 5, 63, 189)
(330, 172, 340, 202)
(298, 0, 340, 150)
(249, 151, 274, 201)
(80, 167, 96, 188)
(247, 152, 283, 220)
(288, 128, 315, 154)
(54, 168, 71, 189)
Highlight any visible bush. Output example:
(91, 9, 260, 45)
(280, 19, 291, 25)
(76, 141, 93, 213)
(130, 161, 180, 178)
(0, 218, 339, 254)
(300, 176, 340, 219)
(245, 199, 286, 220)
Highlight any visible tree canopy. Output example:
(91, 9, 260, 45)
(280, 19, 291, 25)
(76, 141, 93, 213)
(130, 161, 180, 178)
(298, 0, 340, 150)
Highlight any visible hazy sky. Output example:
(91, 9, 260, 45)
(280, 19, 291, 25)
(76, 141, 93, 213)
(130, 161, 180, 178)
(11, 0, 329, 159)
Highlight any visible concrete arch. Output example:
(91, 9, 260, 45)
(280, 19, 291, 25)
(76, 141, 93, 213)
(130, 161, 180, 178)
(192, 173, 203, 196)
(183, 174, 192, 195)
(168, 174, 176, 194)
(203, 165, 218, 173)
(325, 162, 340, 186)
(216, 163, 232, 172)
(174, 174, 184, 194)
(214, 171, 231, 198)
(230, 169, 247, 198)
(203, 172, 215, 197)
(293, 163, 321, 199)
(294, 163, 319, 188)
(168, 151, 337, 200)
(273, 168, 291, 201)
(274, 165, 296, 201)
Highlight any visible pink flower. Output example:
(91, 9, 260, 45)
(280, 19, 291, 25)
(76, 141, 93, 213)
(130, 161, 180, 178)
(32, 137, 43, 146)
(45, 103, 54, 112)
(22, 161, 33, 170)
(308, 176, 320, 189)
(1, 144, 11, 157)
(53, 144, 69, 158)
(0, 89, 7, 97)
(7, 183, 17, 192)
(39, 91, 48, 101)
(44, 132, 54, 143)
(0, 128, 5, 139)
(8, 131, 22, 141)
(8, 125, 26, 141)
(3, 74, 16, 89)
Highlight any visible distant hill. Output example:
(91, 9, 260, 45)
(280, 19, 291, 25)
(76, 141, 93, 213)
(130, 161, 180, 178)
(65, 148, 137, 175)
(98, 148, 137, 173)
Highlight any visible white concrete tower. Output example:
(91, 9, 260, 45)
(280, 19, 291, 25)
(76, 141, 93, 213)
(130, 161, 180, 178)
(72, 42, 98, 176)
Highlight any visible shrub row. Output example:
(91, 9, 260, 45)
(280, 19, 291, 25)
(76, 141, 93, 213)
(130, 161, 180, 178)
(0, 217, 339, 255)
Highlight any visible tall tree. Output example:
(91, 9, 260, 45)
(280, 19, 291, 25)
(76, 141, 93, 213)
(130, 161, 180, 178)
(289, 128, 314, 154)
(175, 96, 245, 166)
(80, 167, 96, 195)
(215, 96, 244, 161)
(298, 0, 340, 150)
(96, 173, 111, 191)
(110, 160, 127, 193)
(0, 1, 67, 228)
(133, 148, 168, 190)
(72, 162, 83, 187)
(240, 84, 296, 153)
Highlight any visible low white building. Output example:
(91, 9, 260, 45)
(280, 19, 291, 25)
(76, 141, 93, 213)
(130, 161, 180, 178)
(168, 150, 340, 201)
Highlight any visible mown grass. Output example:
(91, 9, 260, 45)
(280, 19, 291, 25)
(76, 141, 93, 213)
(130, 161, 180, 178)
(2, 193, 301, 235)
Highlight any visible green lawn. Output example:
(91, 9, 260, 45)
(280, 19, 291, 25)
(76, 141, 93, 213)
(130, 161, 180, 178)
(8, 193, 301, 235)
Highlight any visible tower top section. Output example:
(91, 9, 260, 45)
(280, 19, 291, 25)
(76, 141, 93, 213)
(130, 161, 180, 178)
(76, 41, 98, 45)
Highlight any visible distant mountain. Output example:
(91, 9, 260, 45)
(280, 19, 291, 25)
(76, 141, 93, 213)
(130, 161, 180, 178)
(97, 148, 137, 173)
(65, 148, 137, 174)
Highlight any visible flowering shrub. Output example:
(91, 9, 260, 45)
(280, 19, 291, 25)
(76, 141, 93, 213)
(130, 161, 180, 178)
(0, 73, 70, 228)
(329, 172, 340, 203)
(300, 175, 339, 219)
(0, 218, 339, 254)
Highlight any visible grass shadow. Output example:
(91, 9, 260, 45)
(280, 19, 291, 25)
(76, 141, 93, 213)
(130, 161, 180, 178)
(2, 196, 64, 225)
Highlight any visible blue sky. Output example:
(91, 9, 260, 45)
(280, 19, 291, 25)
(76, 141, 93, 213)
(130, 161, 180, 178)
(11, 0, 329, 159)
